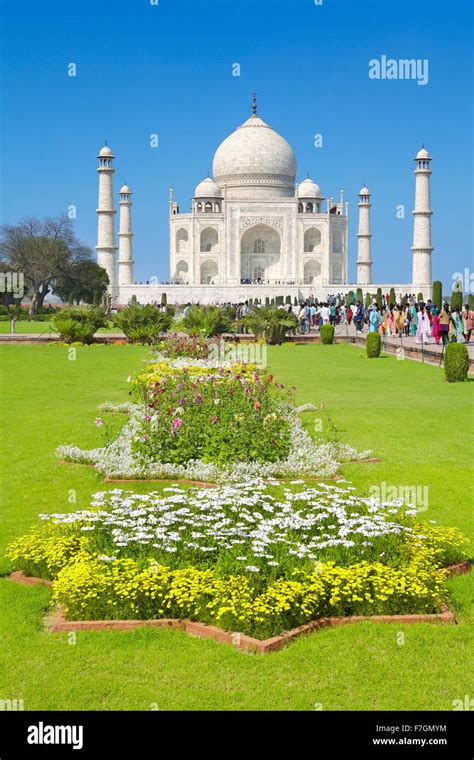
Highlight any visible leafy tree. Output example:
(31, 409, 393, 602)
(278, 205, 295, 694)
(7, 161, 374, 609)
(364, 292, 372, 309)
(356, 287, 363, 303)
(417, 292, 424, 303)
(54, 260, 109, 305)
(0, 215, 91, 313)
(389, 287, 396, 305)
(347, 290, 355, 305)
(376, 288, 382, 308)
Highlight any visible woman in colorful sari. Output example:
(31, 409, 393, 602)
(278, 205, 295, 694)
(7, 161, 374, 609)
(451, 307, 464, 342)
(410, 305, 418, 336)
(369, 306, 380, 332)
(431, 308, 441, 344)
(416, 304, 431, 344)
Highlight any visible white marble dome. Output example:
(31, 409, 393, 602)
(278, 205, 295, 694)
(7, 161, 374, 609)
(99, 145, 113, 157)
(416, 147, 430, 159)
(212, 114, 296, 198)
(359, 185, 370, 195)
(194, 176, 222, 197)
(119, 184, 131, 194)
(298, 177, 322, 198)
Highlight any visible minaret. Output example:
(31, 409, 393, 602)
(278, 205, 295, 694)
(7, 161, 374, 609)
(356, 185, 372, 285)
(411, 146, 433, 297)
(96, 143, 117, 290)
(118, 183, 134, 286)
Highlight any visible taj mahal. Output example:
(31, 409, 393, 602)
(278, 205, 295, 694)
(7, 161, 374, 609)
(96, 97, 434, 304)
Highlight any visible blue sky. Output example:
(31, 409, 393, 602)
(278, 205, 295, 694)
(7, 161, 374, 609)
(1, 0, 472, 288)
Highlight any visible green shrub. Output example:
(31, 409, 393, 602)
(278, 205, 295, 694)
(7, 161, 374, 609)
(356, 288, 363, 303)
(364, 292, 371, 309)
(243, 306, 298, 344)
(468, 294, 474, 311)
(376, 287, 382, 309)
(56, 306, 107, 331)
(115, 304, 173, 341)
(450, 289, 463, 311)
(389, 287, 396, 305)
(347, 290, 355, 305)
(320, 324, 335, 344)
(53, 318, 80, 344)
(417, 292, 424, 303)
(181, 305, 231, 337)
(366, 332, 381, 358)
(444, 343, 469, 382)
(161, 292, 167, 307)
(432, 281, 442, 310)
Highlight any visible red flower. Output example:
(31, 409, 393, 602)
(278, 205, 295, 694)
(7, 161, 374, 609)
(254, 401, 261, 410)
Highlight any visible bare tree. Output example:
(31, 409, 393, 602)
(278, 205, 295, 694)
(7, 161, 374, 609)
(0, 215, 92, 313)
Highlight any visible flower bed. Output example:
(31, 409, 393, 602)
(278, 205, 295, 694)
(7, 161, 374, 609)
(7, 480, 468, 640)
(56, 358, 372, 481)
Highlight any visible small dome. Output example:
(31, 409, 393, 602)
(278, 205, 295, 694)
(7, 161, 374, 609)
(416, 147, 430, 159)
(120, 184, 131, 194)
(359, 185, 370, 195)
(99, 145, 113, 157)
(297, 177, 322, 198)
(194, 176, 222, 198)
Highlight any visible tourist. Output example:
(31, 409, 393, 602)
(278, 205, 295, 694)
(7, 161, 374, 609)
(462, 303, 473, 343)
(451, 306, 464, 343)
(415, 303, 431, 344)
(438, 304, 450, 345)
(353, 301, 364, 333)
(431, 308, 441, 344)
(369, 305, 379, 333)
(409, 303, 418, 336)
(320, 302, 330, 325)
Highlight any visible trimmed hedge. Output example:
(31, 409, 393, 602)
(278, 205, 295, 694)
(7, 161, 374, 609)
(320, 324, 335, 344)
(432, 281, 442, 310)
(444, 343, 469, 382)
(366, 332, 381, 358)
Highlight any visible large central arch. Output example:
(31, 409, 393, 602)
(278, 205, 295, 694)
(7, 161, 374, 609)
(240, 223, 281, 282)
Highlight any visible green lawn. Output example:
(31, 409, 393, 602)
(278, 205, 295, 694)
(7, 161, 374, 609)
(0, 320, 121, 334)
(0, 343, 472, 710)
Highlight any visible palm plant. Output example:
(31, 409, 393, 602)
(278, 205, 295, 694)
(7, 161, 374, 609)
(243, 306, 298, 344)
(181, 305, 232, 337)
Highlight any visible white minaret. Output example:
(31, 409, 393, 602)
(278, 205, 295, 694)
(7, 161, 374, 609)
(411, 146, 433, 297)
(96, 143, 117, 290)
(118, 183, 134, 286)
(356, 185, 372, 285)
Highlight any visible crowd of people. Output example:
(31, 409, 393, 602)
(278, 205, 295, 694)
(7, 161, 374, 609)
(234, 293, 473, 345)
(296, 296, 473, 344)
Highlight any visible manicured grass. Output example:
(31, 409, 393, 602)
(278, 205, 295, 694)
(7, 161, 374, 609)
(0, 343, 472, 710)
(0, 320, 120, 334)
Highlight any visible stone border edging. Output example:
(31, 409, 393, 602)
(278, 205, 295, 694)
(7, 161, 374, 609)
(8, 561, 470, 654)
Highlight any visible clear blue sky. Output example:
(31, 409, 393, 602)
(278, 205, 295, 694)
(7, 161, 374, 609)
(1, 0, 472, 288)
